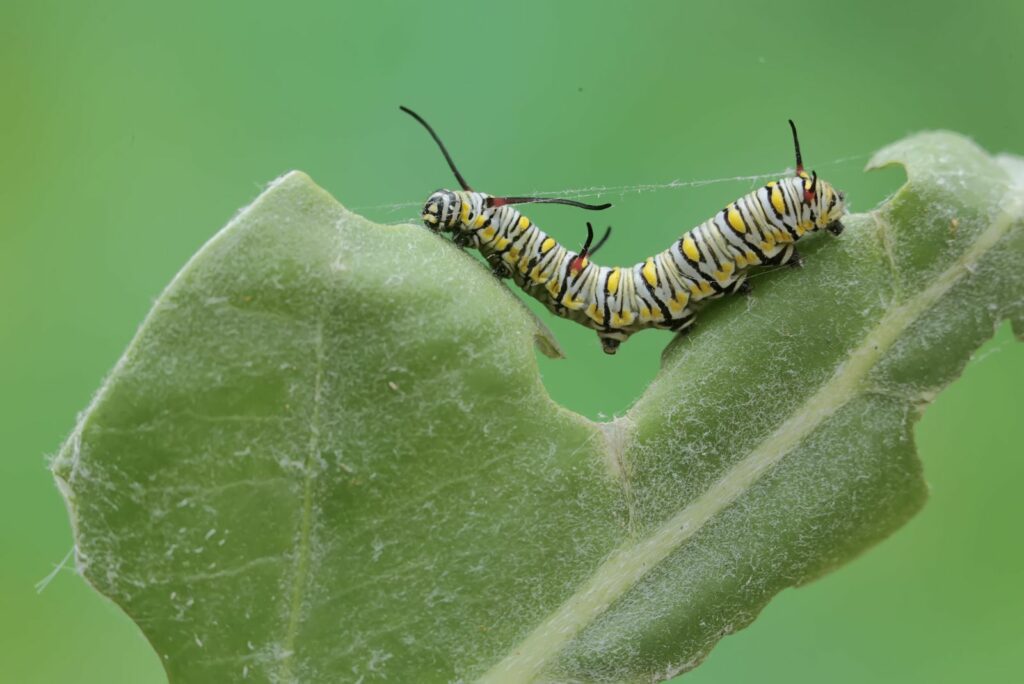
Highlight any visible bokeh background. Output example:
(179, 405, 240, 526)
(2, 1, 1022, 682)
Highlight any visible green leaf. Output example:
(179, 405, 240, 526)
(52, 132, 1023, 683)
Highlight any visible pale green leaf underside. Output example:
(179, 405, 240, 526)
(53, 133, 1023, 683)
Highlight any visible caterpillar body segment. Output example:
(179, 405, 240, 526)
(404, 107, 848, 354)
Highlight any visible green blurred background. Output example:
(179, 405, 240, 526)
(2, 1, 1022, 681)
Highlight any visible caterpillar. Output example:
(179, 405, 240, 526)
(402, 106, 847, 354)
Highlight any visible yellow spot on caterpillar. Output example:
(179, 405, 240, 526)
(540, 238, 556, 253)
(712, 262, 734, 284)
(689, 283, 702, 298)
(727, 207, 746, 233)
(611, 310, 634, 327)
(638, 306, 652, 322)
(682, 237, 700, 262)
(586, 303, 605, 325)
(480, 226, 496, 240)
(508, 247, 520, 261)
(642, 258, 658, 286)
(766, 181, 776, 187)
(700, 281, 713, 295)
(473, 215, 487, 229)
(562, 293, 583, 310)
(494, 237, 510, 250)
(460, 202, 470, 223)
(735, 253, 748, 268)
(771, 185, 785, 215)
(745, 251, 760, 265)
(546, 279, 561, 296)
(607, 267, 621, 294)
(667, 297, 685, 313)
(517, 216, 530, 230)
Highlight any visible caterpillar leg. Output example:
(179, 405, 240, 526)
(597, 330, 629, 355)
(771, 245, 802, 268)
(486, 254, 512, 279)
(729, 274, 751, 295)
(669, 313, 697, 336)
(451, 232, 473, 249)
(826, 220, 845, 236)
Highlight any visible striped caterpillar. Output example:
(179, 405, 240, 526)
(402, 107, 847, 354)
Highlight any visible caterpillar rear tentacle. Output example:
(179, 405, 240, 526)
(403, 107, 848, 354)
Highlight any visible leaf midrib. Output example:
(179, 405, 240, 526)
(277, 316, 326, 680)
(478, 183, 1024, 683)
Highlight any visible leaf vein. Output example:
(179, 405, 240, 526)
(277, 315, 326, 681)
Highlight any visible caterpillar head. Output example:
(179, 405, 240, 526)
(421, 189, 461, 232)
(804, 176, 847, 236)
(788, 120, 846, 236)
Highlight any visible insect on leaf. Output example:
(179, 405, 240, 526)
(52, 132, 1024, 683)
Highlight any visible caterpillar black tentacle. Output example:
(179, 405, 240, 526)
(403, 107, 848, 354)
